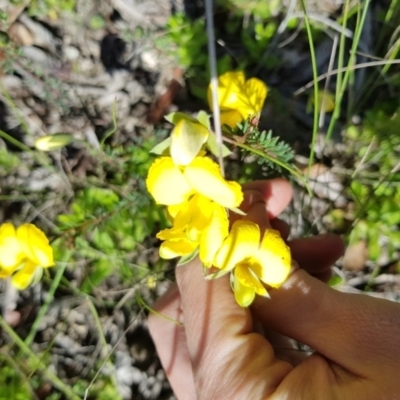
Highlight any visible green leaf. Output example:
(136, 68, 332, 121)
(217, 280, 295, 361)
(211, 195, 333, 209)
(0, 149, 19, 172)
(89, 15, 105, 30)
(328, 274, 343, 287)
(165, 112, 196, 125)
(368, 229, 381, 262)
(81, 259, 113, 292)
(92, 228, 115, 250)
(196, 111, 211, 129)
(57, 213, 83, 228)
(84, 188, 119, 209)
(206, 133, 232, 158)
(150, 137, 171, 155)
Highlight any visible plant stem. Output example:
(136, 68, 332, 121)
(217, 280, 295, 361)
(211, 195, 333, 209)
(0, 316, 81, 400)
(25, 258, 69, 346)
(299, 0, 319, 171)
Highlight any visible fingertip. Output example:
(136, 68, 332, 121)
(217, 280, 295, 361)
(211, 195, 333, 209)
(242, 179, 293, 218)
(290, 233, 345, 276)
(270, 218, 290, 240)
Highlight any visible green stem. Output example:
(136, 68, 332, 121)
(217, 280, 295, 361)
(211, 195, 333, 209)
(0, 129, 31, 152)
(335, 0, 350, 115)
(25, 258, 69, 346)
(326, 0, 371, 141)
(84, 298, 119, 397)
(0, 316, 81, 400)
(300, 0, 319, 171)
(223, 137, 311, 194)
(0, 80, 30, 135)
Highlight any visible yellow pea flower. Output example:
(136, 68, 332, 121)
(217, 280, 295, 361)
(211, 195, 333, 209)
(17, 224, 54, 267)
(214, 220, 291, 307)
(0, 223, 54, 290)
(146, 156, 243, 209)
(0, 223, 25, 270)
(208, 71, 268, 128)
(34, 133, 73, 151)
(157, 194, 229, 266)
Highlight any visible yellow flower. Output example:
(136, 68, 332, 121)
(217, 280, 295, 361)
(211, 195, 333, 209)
(146, 156, 243, 208)
(214, 220, 291, 307)
(34, 133, 73, 151)
(208, 71, 268, 128)
(0, 223, 25, 270)
(157, 194, 229, 266)
(0, 223, 54, 290)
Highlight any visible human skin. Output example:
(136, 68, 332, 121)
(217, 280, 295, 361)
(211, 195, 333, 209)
(148, 179, 400, 400)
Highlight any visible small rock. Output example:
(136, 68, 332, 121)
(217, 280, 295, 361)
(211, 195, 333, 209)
(343, 241, 368, 272)
(8, 21, 34, 46)
(140, 49, 159, 72)
(138, 375, 163, 399)
(64, 45, 80, 61)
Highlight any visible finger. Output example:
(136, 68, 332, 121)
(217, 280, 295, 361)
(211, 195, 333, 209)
(270, 218, 290, 240)
(148, 284, 197, 399)
(252, 269, 400, 379)
(260, 326, 309, 366)
(243, 204, 344, 281)
(239, 190, 265, 213)
(252, 235, 344, 363)
(245, 201, 273, 232)
(236, 191, 290, 239)
(288, 233, 345, 281)
(176, 260, 292, 398)
(242, 179, 293, 218)
(229, 190, 265, 226)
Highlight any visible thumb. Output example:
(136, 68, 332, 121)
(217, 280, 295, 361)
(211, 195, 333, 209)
(175, 258, 292, 398)
(252, 268, 400, 379)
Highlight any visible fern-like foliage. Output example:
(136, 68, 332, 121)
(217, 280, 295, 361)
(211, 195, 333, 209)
(233, 120, 295, 174)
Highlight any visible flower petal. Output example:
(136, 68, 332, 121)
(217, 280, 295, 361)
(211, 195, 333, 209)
(170, 119, 209, 166)
(220, 110, 243, 128)
(0, 223, 25, 269)
(214, 220, 260, 271)
(170, 195, 213, 239)
(159, 238, 198, 259)
(156, 226, 186, 240)
(208, 72, 243, 109)
(235, 262, 269, 297)
(11, 260, 40, 290)
(208, 71, 267, 126)
(232, 270, 256, 308)
(0, 268, 14, 278)
(167, 204, 181, 219)
(34, 133, 73, 151)
(185, 195, 214, 242)
(254, 229, 291, 287)
(244, 77, 268, 116)
(199, 203, 229, 267)
(219, 71, 246, 87)
(17, 224, 54, 267)
(184, 157, 243, 208)
(146, 157, 193, 205)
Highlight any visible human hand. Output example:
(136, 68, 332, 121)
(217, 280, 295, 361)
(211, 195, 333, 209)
(148, 179, 400, 399)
